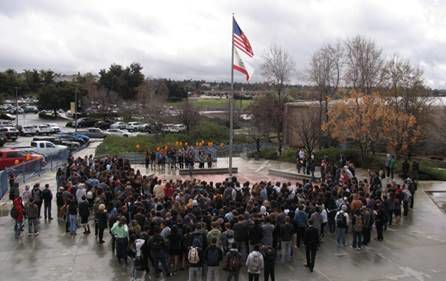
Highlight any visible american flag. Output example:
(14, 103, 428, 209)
(233, 18, 254, 81)
(233, 18, 254, 57)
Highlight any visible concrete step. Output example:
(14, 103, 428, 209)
(268, 168, 319, 181)
(179, 167, 238, 175)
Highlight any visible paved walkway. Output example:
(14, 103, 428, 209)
(0, 149, 446, 280)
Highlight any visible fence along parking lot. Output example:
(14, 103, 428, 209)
(0, 148, 69, 200)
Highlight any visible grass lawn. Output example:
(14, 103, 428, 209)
(168, 98, 252, 110)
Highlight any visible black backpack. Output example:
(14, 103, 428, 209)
(336, 213, 347, 228)
(150, 235, 165, 251)
(10, 206, 18, 219)
(206, 246, 221, 266)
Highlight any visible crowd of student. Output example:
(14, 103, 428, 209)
(9, 153, 419, 280)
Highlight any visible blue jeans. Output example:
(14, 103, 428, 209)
(352, 231, 362, 248)
(336, 227, 347, 247)
(69, 214, 77, 234)
(207, 266, 219, 281)
(189, 267, 202, 281)
(281, 240, 292, 262)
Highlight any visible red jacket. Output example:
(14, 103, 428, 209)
(13, 197, 25, 222)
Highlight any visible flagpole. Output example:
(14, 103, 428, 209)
(229, 13, 234, 177)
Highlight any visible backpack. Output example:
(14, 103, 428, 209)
(250, 253, 261, 272)
(235, 189, 243, 202)
(353, 215, 363, 232)
(206, 246, 220, 266)
(150, 235, 165, 251)
(225, 251, 242, 271)
(192, 233, 204, 249)
(10, 206, 18, 219)
(188, 247, 200, 264)
(336, 213, 347, 228)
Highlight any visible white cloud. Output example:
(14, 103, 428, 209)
(1, 0, 446, 87)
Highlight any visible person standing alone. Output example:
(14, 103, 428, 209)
(303, 220, 320, 272)
(42, 184, 53, 221)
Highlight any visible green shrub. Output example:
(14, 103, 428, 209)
(418, 161, 446, 181)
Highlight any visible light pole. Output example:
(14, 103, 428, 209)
(15, 87, 19, 129)
(74, 87, 78, 132)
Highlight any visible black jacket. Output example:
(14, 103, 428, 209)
(303, 226, 320, 248)
(42, 188, 53, 203)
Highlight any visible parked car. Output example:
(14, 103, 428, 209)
(126, 122, 141, 132)
(0, 132, 6, 147)
(110, 122, 127, 130)
(23, 105, 39, 113)
(20, 125, 37, 136)
(56, 134, 86, 145)
(36, 124, 53, 135)
(78, 128, 107, 138)
(66, 117, 97, 128)
(161, 123, 187, 133)
(0, 120, 13, 127)
(47, 123, 61, 133)
(106, 129, 135, 137)
(0, 127, 19, 141)
(0, 148, 44, 170)
(30, 140, 67, 157)
(95, 120, 113, 130)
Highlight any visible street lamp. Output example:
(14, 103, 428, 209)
(15, 87, 19, 129)
(74, 87, 78, 132)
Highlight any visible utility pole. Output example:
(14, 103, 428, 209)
(74, 87, 78, 132)
(15, 87, 19, 129)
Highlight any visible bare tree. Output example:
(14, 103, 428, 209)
(261, 46, 295, 155)
(381, 55, 432, 156)
(308, 42, 343, 145)
(295, 110, 320, 156)
(344, 36, 384, 94)
(179, 99, 199, 132)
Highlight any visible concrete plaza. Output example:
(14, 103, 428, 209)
(0, 150, 445, 281)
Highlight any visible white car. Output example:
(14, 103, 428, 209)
(161, 123, 187, 133)
(30, 140, 67, 156)
(47, 123, 61, 133)
(0, 120, 13, 127)
(36, 124, 53, 135)
(127, 122, 150, 132)
(106, 129, 135, 137)
(126, 122, 141, 131)
(21, 125, 39, 136)
(110, 122, 127, 130)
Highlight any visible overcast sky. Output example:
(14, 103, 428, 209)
(1, 0, 446, 88)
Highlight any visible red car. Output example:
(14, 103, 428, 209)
(0, 148, 44, 170)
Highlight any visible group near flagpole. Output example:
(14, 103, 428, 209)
(229, 13, 235, 176)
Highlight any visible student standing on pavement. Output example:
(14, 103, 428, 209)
(96, 204, 107, 244)
(12, 196, 25, 238)
(78, 196, 90, 234)
(262, 245, 276, 281)
(42, 184, 53, 221)
(205, 238, 223, 281)
(246, 244, 264, 281)
(111, 216, 130, 265)
(335, 205, 349, 248)
(31, 184, 43, 218)
(67, 199, 78, 237)
(25, 198, 39, 236)
(188, 238, 204, 281)
(303, 220, 320, 273)
(224, 244, 242, 281)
